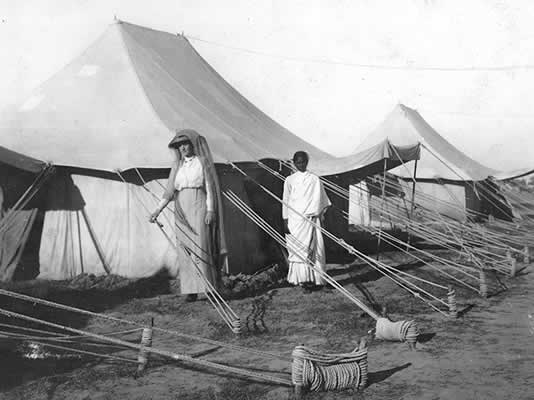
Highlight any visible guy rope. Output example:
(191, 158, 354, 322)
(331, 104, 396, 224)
(116, 171, 241, 334)
(250, 161, 452, 316)
(0, 288, 373, 394)
(223, 185, 421, 347)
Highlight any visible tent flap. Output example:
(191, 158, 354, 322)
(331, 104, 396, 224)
(311, 139, 420, 177)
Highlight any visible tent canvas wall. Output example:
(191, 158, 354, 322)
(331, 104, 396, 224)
(0, 22, 419, 282)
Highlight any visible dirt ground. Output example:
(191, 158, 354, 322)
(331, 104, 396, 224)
(0, 255, 532, 400)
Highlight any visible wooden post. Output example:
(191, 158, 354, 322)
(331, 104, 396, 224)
(479, 268, 488, 298)
(376, 159, 388, 260)
(524, 246, 530, 264)
(137, 319, 154, 375)
(406, 159, 418, 250)
(76, 211, 84, 274)
(507, 249, 517, 277)
(409, 159, 418, 221)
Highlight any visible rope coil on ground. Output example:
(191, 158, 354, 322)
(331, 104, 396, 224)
(291, 340, 368, 392)
(375, 318, 419, 346)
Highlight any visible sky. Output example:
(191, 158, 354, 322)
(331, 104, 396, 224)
(1, 0, 534, 170)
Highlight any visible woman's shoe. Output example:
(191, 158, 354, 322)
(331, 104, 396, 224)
(185, 294, 198, 302)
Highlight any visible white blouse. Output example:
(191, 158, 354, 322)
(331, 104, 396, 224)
(174, 156, 214, 212)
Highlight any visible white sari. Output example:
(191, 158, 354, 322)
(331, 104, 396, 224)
(282, 171, 331, 285)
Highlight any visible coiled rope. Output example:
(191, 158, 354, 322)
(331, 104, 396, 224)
(291, 338, 368, 392)
(374, 318, 419, 346)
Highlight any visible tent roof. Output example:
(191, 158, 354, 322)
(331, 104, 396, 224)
(0, 21, 333, 171)
(0, 21, 420, 177)
(492, 167, 534, 181)
(356, 104, 498, 181)
(0, 146, 46, 173)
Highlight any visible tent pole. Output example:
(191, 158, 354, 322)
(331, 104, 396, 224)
(410, 159, 418, 219)
(407, 159, 418, 249)
(76, 211, 84, 274)
(376, 158, 388, 260)
(80, 207, 111, 275)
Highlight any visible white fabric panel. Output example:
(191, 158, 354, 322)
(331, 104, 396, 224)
(349, 182, 409, 229)
(39, 175, 176, 279)
(349, 182, 371, 226)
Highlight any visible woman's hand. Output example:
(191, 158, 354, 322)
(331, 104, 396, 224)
(149, 210, 160, 223)
(320, 208, 328, 224)
(205, 210, 215, 225)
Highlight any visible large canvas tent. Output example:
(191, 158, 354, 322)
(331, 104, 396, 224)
(0, 21, 419, 282)
(351, 104, 522, 222)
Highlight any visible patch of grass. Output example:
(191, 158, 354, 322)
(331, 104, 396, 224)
(184, 380, 272, 400)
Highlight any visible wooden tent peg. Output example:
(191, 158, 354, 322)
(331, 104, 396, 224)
(479, 268, 488, 298)
(447, 285, 458, 318)
(136, 326, 153, 375)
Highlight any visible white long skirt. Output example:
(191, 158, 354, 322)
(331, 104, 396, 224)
(174, 188, 216, 294)
(285, 215, 326, 285)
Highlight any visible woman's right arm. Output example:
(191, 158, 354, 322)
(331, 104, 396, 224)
(150, 161, 178, 223)
(149, 198, 172, 223)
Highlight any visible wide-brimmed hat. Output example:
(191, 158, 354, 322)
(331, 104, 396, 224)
(168, 129, 197, 148)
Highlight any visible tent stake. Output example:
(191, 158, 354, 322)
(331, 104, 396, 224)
(447, 286, 458, 318)
(479, 268, 488, 298)
(136, 323, 153, 376)
(507, 249, 517, 277)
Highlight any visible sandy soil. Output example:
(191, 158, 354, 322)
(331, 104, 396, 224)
(0, 256, 532, 400)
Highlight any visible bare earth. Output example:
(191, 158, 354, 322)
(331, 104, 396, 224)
(1, 258, 533, 400)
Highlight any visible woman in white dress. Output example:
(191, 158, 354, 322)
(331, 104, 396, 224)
(282, 151, 331, 291)
(150, 130, 226, 302)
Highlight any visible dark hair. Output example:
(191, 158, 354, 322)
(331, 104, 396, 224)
(293, 151, 309, 162)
